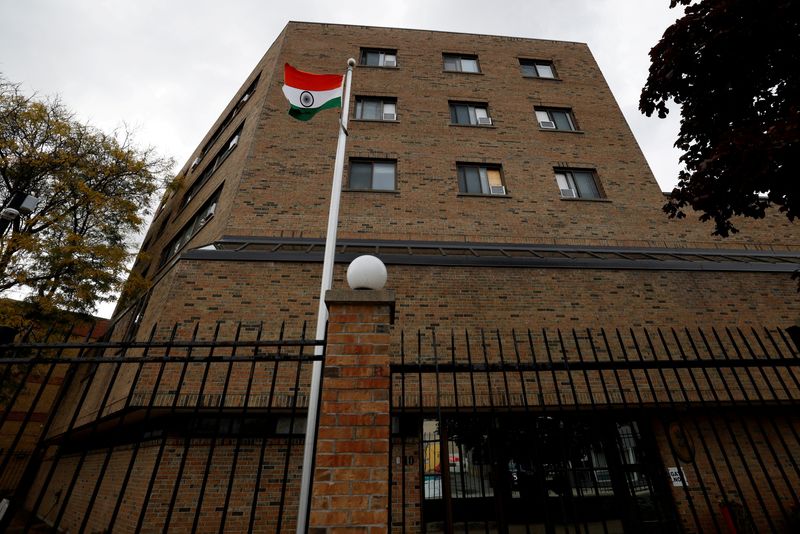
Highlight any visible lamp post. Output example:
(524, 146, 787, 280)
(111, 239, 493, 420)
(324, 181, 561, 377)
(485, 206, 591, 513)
(0, 191, 39, 237)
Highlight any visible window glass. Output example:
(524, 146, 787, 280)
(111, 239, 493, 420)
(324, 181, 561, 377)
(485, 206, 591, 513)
(555, 173, 570, 191)
(573, 171, 600, 198)
(461, 58, 479, 73)
(350, 163, 372, 189)
(478, 167, 489, 194)
(487, 169, 503, 189)
(454, 105, 470, 125)
(537, 64, 554, 78)
(464, 167, 481, 193)
(365, 51, 381, 66)
(443, 56, 459, 71)
(536, 110, 550, 123)
(362, 100, 381, 120)
(552, 110, 573, 131)
(372, 163, 396, 190)
(521, 64, 537, 77)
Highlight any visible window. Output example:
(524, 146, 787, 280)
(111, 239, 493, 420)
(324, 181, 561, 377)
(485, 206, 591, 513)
(443, 54, 480, 73)
(449, 102, 492, 126)
(360, 48, 397, 67)
(162, 188, 222, 266)
(519, 59, 556, 78)
(535, 108, 576, 131)
(193, 73, 260, 169)
(348, 160, 396, 191)
(355, 97, 397, 121)
(182, 123, 243, 208)
(555, 169, 602, 199)
(457, 164, 506, 195)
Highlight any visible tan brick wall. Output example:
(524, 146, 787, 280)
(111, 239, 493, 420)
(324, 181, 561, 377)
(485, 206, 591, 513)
(24, 438, 303, 533)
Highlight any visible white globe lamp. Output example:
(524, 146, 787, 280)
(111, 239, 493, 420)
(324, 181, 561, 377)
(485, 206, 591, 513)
(347, 255, 387, 290)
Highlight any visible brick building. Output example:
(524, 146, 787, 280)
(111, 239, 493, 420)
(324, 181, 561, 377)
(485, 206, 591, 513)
(4, 21, 800, 533)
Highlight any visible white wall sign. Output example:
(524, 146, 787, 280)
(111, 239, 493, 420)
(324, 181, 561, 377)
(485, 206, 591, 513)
(668, 466, 687, 487)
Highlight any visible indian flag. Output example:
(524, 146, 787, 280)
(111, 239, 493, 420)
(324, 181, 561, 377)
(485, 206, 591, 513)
(282, 63, 344, 121)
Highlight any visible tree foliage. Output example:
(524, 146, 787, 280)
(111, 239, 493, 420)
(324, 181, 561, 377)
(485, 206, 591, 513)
(0, 77, 173, 314)
(640, 0, 800, 236)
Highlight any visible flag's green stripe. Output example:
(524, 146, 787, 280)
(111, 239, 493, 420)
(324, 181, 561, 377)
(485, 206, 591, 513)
(288, 97, 341, 121)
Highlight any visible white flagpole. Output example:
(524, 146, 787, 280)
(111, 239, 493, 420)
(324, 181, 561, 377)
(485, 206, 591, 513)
(296, 57, 356, 534)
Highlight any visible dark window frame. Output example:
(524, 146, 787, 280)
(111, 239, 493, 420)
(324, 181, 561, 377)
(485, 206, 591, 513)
(456, 163, 507, 196)
(180, 122, 243, 211)
(347, 159, 398, 191)
(443, 54, 481, 73)
(535, 107, 578, 131)
(519, 59, 557, 79)
(354, 96, 398, 121)
(192, 72, 260, 170)
(449, 101, 492, 126)
(554, 168, 604, 200)
(359, 48, 398, 68)
(161, 186, 223, 266)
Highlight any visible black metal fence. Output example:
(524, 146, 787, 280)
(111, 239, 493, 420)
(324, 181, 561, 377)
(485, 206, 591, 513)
(390, 327, 800, 534)
(0, 321, 323, 534)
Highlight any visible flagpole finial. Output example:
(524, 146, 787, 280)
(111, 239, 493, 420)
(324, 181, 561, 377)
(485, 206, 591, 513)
(347, 58, 356, 67)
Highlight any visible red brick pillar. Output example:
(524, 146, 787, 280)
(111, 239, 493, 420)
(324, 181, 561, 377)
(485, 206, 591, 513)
(309, 289, 395, 534)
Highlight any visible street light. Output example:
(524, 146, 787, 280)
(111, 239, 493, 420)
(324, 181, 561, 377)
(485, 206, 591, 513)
(0, 191, 39, 237)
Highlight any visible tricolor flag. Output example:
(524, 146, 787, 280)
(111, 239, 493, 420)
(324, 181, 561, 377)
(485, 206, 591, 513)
(282, 63, 344, 121)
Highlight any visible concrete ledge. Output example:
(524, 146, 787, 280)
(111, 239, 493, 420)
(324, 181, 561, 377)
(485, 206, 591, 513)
(325, 289, 396, 323)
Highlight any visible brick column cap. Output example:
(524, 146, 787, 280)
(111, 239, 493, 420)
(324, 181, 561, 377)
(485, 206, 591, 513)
(325, 289, 396, 323)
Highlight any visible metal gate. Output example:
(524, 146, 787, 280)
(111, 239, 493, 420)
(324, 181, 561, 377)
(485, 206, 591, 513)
(390, 327, 800, 533)
(0, 321, 323, 533)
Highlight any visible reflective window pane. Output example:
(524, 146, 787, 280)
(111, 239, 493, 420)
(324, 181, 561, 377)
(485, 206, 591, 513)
(464, 167, 481, 193)
(573, 171, 601, 198)
(461, 58, 479, 73)
(552, 110, 574, 131)
(350, 163, 372, 189)
(537, 64, 554, 78)
(372, 163, 395, 190)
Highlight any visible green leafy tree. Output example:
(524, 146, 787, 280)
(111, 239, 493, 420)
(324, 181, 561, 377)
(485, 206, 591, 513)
(0, 77, 173, 314)
(640, 0, 800, 236)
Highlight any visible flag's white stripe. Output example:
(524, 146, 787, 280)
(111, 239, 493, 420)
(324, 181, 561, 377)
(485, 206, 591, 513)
(282, 85, 342, 109)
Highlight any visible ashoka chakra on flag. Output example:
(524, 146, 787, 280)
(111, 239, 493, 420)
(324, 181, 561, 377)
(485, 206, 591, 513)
(282, 64, 343, 121)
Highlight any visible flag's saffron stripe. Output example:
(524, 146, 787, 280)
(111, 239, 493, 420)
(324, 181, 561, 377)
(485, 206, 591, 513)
(284, 63, 342, 92)
(288, 97, 342, 121)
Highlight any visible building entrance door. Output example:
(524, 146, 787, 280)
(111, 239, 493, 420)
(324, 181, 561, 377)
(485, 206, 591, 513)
(421, 415, 679, 533)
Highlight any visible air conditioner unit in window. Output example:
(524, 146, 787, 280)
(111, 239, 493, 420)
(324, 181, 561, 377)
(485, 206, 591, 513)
(477, 116, 493, 125)
(229, 135, 239, 148)
(560, 188, 577, 198)
(490, 185, 506, 195)
(199, 212, 214, 224)
(383, 112, 396, 121)
(539, 120, 556, 129)
(191, 157, 201, 169)
(240, 93, 250, 103)
(383, 59, 396, 67)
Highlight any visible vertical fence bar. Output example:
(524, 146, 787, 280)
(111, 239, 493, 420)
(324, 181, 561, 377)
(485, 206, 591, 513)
(106, 322, 177, 530)
(248, 322, 285, 533)
(50, 331, 136, 532)
(79, 324, 158, 532)
(134, 322, 198, 533)
(275, 321, 308, 533)
(675, 329, 758, 530)
(218, 321, 263, 534)
(22, 326, 106, 532)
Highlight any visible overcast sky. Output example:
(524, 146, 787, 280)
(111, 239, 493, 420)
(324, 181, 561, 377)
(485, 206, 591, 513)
(0, 0, 685, 317)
